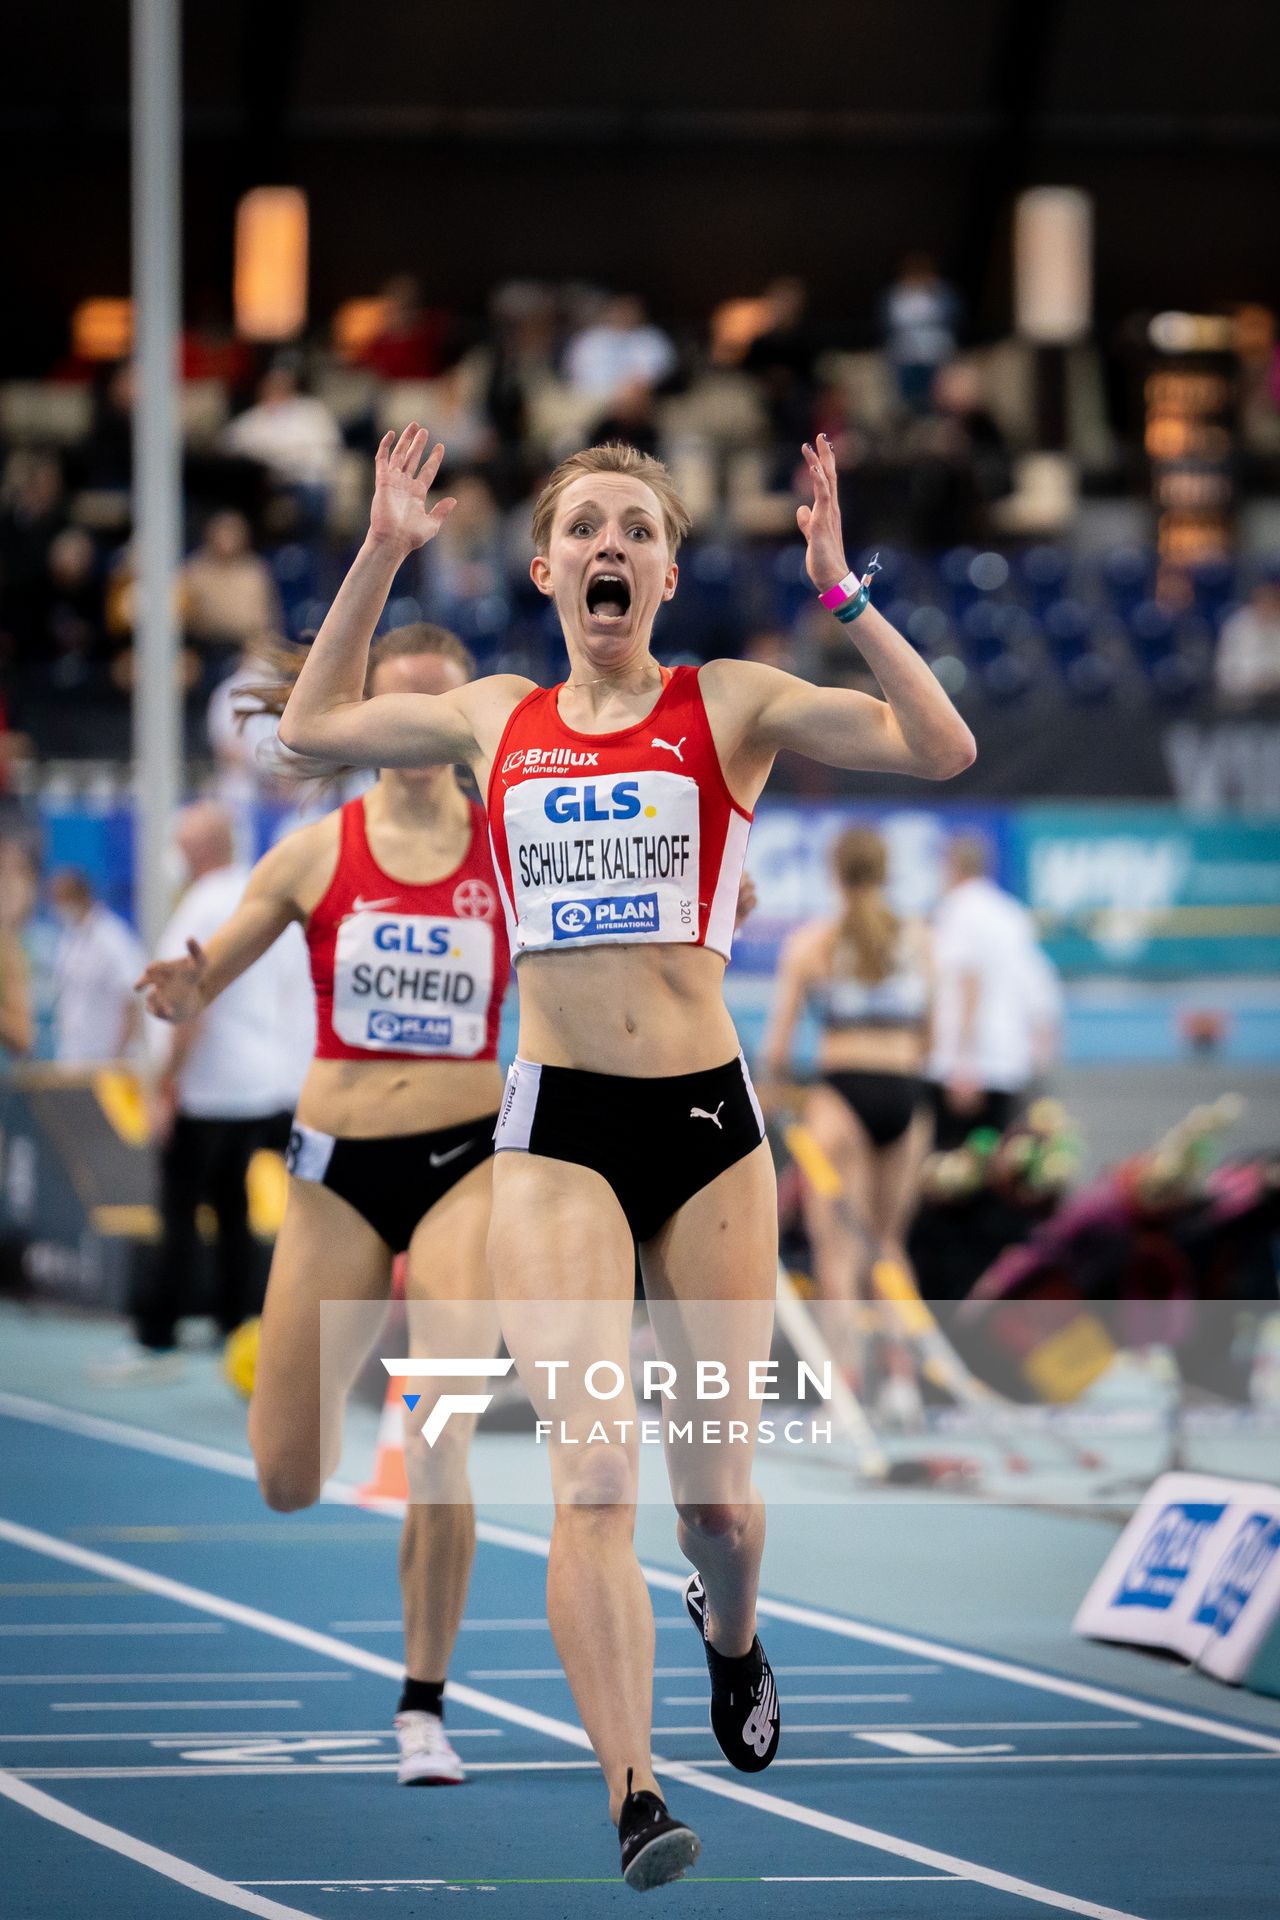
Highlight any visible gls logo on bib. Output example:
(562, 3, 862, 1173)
(552, 893, 659, 940)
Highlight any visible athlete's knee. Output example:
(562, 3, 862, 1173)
(675, 1500, 753, 1546)
(403, 1413, 473, 1502)
(556, 1450, 637, 1515)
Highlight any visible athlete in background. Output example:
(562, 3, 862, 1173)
(137, 623, 506, 1788)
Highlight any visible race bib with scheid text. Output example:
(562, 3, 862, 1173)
(502, 771, 700, 951)
(332, 913, 494, 1054)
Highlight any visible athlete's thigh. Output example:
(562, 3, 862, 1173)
(489, 1151, 639, 1497)
(401, 1160, 502, 1480)
(803, 1082, 875, 1214)
(251, 1176, 393, 1468)
(869, 1103, 933, 1246)
(640, 1144, 777, 1506)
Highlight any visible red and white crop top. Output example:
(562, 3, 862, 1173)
(485, 665, 752, 959)
(306, 794, 508, 1061)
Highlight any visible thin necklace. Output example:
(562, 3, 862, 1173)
(564, 662, 662, 694)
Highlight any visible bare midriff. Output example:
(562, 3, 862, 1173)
(293, 1055, 505, 1138)
(816, 1024, 926, 1077)
(513, 943, 741, 1077)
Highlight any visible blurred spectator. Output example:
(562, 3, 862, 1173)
(49, 868, 144, 1064)
(1215, 579, 1280, 710)
(881, 252, 961, 412)
(180, 511, 281, 665)
(82, 360, 136, 497)
(903, 360, 1011, 547)
(564, 294, 675, 403)
(927, 835, 1058, 1150)
(93, 803, 300, 1382)
(219, 360, 342, 533)
(484, 280, 560, 481)
(743, 277, 822, 452)
(33, 528, 109, 684)
(422, 473, 508, 621)
(0, 451, 67, 657)
(206, 648, 292, 807)
(587, 378, 662, 459)
(359, 274, 452, 380)
(0, 838, 36, 1058)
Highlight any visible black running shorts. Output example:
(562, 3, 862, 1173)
(284, 1115, 497, 1254)
(494, 1054, 766, 1242)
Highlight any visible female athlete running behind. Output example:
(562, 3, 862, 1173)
(137, 623, 505, 1788)
(761, 824, 935, 1405)
(277, 424, 975, 1888)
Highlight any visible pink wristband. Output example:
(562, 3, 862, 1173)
(818, 570, 859, 611)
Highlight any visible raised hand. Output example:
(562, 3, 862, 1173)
(796, 434, 850, 593)
(368, 423, 457, 556)
(135, 939, 208, 1023)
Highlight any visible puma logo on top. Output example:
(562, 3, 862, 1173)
(651, 735, 687, 762)
(690, 1101, 725, 1129)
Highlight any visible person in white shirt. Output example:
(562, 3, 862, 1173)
(93, 802, 307, 1382)
(50, 870, 145, 1064)
(219, 361, 342, 533)
(1215, 581, 1280, 710)
(927, 835, 1061, 1150)
(563, 294, 676, 402)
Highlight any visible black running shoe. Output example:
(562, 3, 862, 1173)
(618, 1768, 701, 1891)
(685, 1572, 780, 1772)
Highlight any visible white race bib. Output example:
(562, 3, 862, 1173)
(332, 912, 494, 1055)
(503, 771, 700, 951)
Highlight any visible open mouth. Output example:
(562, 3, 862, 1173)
(585, 572, 632, 622)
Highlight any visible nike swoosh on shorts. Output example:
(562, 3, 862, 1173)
(429, 1140, 475, 1167)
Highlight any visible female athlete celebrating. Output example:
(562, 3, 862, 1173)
(279, 424, 974, 1888)
(137, 622, 506, 1789)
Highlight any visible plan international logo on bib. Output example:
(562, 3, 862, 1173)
(552, 893, 659, 940)
(367, 1010, 454, 1047)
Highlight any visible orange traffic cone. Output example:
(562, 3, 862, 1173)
(358, 1374, 410, 1507)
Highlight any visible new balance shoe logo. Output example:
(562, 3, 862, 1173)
(651, 735, 686, 762)
(690, 1101, 725, 1129)
(742, 1673, 777, 1758)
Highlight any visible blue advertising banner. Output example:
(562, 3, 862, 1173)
(1008, 807, 1280, 977)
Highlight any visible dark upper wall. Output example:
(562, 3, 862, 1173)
(4, 0, 1279, 370)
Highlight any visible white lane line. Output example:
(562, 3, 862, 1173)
(664, 1692, 912, 1705)
(237, 1875, 960, 1887)
(0, 1518, 1148, 1920)
(51, 1701, 304, 1713)
(0, 1622, 227, 1636)
(0, 1728, 500, 1744)
(650, 1721, 1145, 1736)
(0, 1770, 321, 1919)
(0, 1672, 350, 1685)
(858, 1733, 1016, 1756)
(468, 1664, 937, 1679)
(11, 1751, 1280, 1782)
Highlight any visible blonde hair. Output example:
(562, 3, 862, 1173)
(829, 827, 900, 985)
(531, 443, 691, 556)
(238, 622, 475, 725)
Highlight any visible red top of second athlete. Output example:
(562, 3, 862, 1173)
(307, 792, 509, 1062)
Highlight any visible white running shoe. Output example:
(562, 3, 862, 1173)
(394, 1711, 465, 1786)
(87, 1344, 186, 1387)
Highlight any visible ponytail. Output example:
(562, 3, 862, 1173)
(829, 826, 900, 984)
